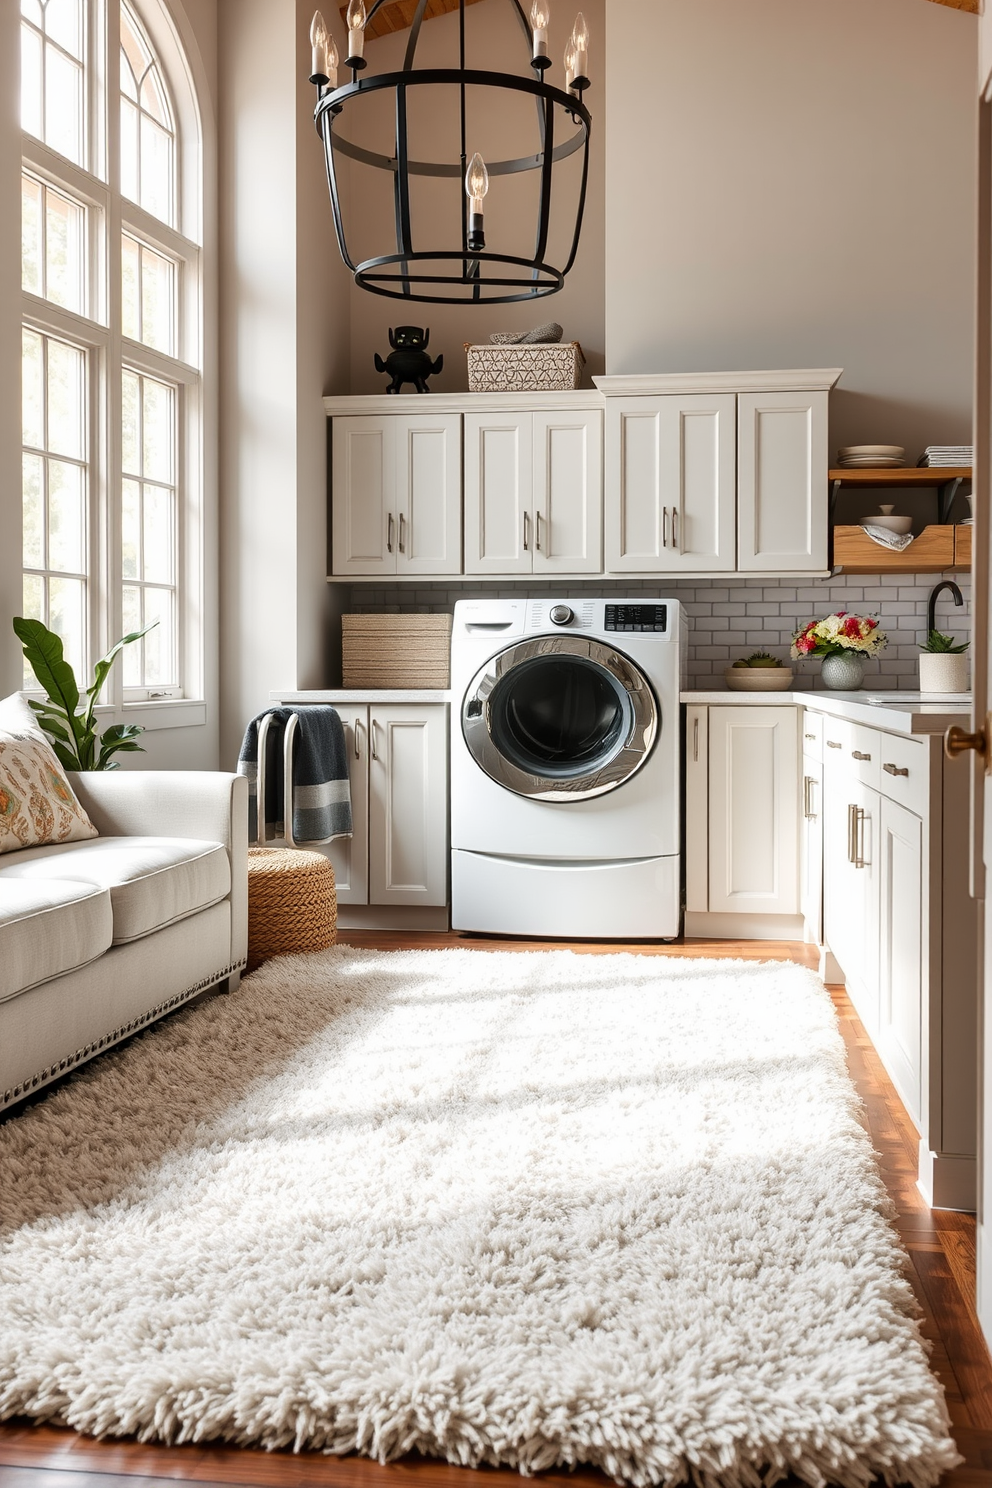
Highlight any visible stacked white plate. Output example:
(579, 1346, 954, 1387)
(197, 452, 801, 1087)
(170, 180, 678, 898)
(837, 444, 905, 469)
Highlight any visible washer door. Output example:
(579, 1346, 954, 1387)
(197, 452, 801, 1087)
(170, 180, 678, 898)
(462, 635, 658, 801)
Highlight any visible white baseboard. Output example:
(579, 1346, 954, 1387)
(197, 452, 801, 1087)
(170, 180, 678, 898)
(683, 913, 806, 941)
(917, 1142, 976, 1212)
(337, 905, 450, 932)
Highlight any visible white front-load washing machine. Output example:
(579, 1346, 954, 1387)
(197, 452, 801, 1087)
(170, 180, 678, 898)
(450, 597, 685, 939)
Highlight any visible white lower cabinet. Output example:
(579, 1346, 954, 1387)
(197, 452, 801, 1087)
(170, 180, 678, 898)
(317, 702, 449, 920)
(685, 703, 800, 931)
(878, 795, 923, 1125)
(800, 746, 823, 947)
(822, 767, 880, 1038)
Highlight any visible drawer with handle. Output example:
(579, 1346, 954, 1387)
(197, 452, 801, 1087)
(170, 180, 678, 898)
(875, 731, 930, 817)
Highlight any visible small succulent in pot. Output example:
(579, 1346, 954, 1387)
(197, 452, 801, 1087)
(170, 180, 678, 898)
(919, 630, 969, 694)
(732, 651, 786, 668)
(922, 629, 968, 654)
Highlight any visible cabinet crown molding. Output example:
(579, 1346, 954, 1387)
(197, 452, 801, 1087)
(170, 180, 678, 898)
(594, 369, 844, 396)
(322, 390, 605, 416)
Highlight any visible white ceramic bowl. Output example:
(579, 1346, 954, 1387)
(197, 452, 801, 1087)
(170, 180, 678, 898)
(861, 515, 913, 535)
(839, 445, 905, 458)
(724, 667, 795, 691)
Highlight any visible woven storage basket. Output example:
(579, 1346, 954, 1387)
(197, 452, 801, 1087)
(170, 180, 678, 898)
(464, 341, 584, 392)
(246, 847, 336, 972)
(342, 613, 452, 688)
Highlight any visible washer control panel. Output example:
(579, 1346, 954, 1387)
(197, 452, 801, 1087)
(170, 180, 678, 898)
(549, 604, 574, 626)
(604, 604, 668, 633)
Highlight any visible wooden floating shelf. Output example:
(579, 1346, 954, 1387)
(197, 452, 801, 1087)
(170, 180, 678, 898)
(832, 524, 971, 573)
(829, 466, 972, 485)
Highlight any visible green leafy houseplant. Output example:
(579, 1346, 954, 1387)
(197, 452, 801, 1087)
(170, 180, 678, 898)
(922, 629, 969, 654)
(13, 616, 157, 771)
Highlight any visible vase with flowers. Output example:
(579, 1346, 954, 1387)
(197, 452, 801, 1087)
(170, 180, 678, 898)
(791, 612, 888, 691)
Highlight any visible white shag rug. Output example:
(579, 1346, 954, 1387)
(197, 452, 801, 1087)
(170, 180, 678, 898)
(0, 946, 959, 1488)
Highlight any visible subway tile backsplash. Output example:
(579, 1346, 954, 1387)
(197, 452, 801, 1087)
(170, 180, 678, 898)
(342, 574, 972, 692)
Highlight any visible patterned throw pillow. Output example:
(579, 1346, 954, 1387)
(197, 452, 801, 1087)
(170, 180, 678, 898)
(0, 719, 98, 855)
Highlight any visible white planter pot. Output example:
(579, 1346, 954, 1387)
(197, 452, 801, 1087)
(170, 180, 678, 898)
(918, 652, 969, 694)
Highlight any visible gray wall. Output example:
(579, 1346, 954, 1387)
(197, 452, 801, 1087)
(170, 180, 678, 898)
(605, 0, 977, 459)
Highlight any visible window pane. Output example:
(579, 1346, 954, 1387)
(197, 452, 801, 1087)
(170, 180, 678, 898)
(140, 115, 172, 224)
(22, 575, 44, 687)
(20, 23, 43, 139)
(140, 67, 169, 126)
(143, 484, 173, 581)
(45, 45, 83, 164)
(122, 585, 142, 683)
(48, 575, 85, 677)
(122, 478, 140, 579)
(22, 454, 44, 570)
(22, 329, 44, 450)
(21, 1, 43, 23)
(142, 377, 173, 482)
(121, 97, 139, 202)
(45, 187, 84, 312)
(140, 244, 174, 353)
(121, 234, 140, 341)
(48, 460, 85, 573)
(46, 339, 85, 460)
(142, 586, 174, 684)
(21, 175, 42, 295)
(121, 370, 140, 474)
(45, 0, 84, 60)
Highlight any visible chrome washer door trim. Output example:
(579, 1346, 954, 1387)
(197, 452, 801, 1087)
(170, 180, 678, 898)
(461, 635, 659, 801)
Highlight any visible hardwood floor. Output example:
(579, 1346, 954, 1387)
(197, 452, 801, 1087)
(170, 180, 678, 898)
(0, 932, 988, 1488)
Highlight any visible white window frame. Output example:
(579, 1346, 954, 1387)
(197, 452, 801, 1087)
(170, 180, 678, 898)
(20, 0, 204, 724)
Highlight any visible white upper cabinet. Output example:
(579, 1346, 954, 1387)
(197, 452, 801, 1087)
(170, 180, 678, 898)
(464, 413, 534, 575)
(737, 390, 828, 572)
(604, 394, 737, 573)
(331, 412, 461, 577)
(532, 410, 602, 573)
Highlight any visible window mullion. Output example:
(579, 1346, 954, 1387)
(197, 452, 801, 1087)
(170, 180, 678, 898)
(103, 182, 124, 709)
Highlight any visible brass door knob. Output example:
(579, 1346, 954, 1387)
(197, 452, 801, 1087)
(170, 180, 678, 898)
(945, 716, 990, 768)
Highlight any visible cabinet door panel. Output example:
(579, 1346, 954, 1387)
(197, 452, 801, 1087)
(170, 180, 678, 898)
(737, 390, 828, 571)
(369, 704, 448, 905)
(319, 704, 369, 905)
(878, 796, 923, 1125)
(395, 414, 462, 576)
(801, 752, 823, 944)
(707, 706, 799, 914)
(331, 418, 395, 576)
(533, 410, 602, 574)
(605, 396, 735, 572)
(823, 765, 879, 1035)
(464, 415, 532, 575)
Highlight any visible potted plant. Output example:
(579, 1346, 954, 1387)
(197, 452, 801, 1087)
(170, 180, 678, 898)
(791, 612, 888, 691)
(13, 616, 155, 770)
(919, 629, 969, 695)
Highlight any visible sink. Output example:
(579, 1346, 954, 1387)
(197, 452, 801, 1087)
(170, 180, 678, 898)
(864, 692, 971, 706)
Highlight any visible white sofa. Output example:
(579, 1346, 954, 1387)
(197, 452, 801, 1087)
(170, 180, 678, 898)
(0, 770, 248, 1115)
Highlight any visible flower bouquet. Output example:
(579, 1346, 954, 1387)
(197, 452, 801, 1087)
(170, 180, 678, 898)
(791, 612, 887, 691)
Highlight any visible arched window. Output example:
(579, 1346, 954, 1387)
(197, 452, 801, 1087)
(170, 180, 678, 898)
(20, 0, 203, 706)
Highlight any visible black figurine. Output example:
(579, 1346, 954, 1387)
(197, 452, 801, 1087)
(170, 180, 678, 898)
(374, 327, 443, 394)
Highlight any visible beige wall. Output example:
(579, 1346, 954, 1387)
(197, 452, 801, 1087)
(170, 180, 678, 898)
(0, 3, 22, 697)
(341, 0, 606, 392)
(217, 0, 351, 766)
(605, 0, 977, 457)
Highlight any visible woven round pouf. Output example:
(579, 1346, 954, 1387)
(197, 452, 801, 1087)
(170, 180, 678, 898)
(246, 847, 336, 973)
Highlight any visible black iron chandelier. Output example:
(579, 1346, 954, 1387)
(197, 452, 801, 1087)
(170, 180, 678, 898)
(307, 0, 592, 304)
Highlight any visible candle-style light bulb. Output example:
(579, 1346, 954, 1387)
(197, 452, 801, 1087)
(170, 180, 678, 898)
(465, 151, 489, 251)
(309, 10, 330, 84)
(571, 10, 589, 87)
(563, 36, 576, 88)
(346, 0, 367, 67)
(530, 0, 551, 64)
(325, 29, 339, 87)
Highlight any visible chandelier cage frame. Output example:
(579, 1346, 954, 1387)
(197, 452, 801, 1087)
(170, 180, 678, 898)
(312, 0, 592, 304)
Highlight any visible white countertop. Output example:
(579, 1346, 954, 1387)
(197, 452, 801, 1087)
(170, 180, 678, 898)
(681, 689, 971, 734)
(272, 689, 452, 704)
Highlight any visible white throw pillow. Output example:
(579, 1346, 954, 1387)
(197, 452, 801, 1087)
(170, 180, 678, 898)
(0, 692, 98, 854)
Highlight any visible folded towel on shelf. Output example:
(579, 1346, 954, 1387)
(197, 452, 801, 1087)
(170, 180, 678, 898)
(860, 523, 914, 552)
(238, 706, 352, 845)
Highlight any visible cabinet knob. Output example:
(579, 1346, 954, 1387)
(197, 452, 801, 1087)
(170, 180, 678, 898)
(945, 718, 990, 770)
(804, 732, 816, 740)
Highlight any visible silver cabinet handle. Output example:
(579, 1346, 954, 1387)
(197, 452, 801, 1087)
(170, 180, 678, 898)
(370, 718, 379, 761)
(662, 506, 670, 548)
(353, 719, 361, 759)
(522, 511, 530, 552)
(672, 505, 679, 550)
(398, 511, 406, 554)
(852, 750, 871, 761)
(535, 510, 543, 551)
(693, 716, 699, 762)
(847, 803, 857, 862)
(827, 740, 842, 750)
(883, 762, 909, 777)
(803, 775, 817, 821)
(805, 732, 816, 740)
(848, 804, 867, 868)
(387, 513, 394, 554)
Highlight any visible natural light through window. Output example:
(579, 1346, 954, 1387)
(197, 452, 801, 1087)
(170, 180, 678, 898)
(20, 0, 87, 167)
(22, 173, 86, 313)
(121, 368, 177, 688)
(122, 233, 175, 354)
(120, 3, 175, 227)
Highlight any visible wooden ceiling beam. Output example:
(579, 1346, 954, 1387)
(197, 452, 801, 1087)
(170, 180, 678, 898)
(339, 0, 488, 44)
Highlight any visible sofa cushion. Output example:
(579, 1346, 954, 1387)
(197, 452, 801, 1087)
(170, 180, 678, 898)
(0, 837, 230, 944)
(0, 879, 113, 1003)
